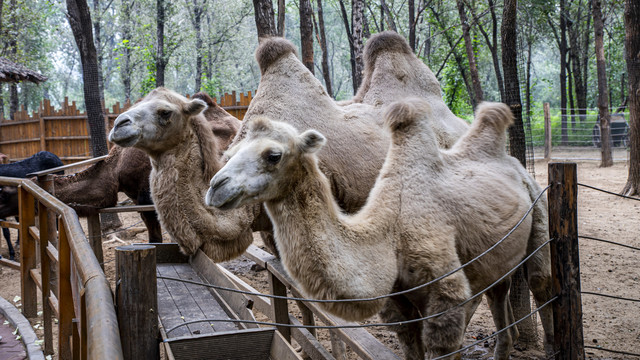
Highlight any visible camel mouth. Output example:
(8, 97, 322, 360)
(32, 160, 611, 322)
(205, 183, 246, 210)
(109, 129, 141, 148)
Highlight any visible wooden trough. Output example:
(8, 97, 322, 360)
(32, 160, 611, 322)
(152, 243, 301, 360)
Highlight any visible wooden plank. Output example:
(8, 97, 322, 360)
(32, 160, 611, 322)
(46, 243, 58, 264)
(289, 316, 335, 360)
(166, 328, 276, 360)
(548, 162, 585, 360)
(271, 328, 305, 360)
(28, 225, 40, 241)
(244, 244, 275, 269)
(0, 137, 40, 145)
(0, 220, 19, 229)
(0, 257, 20, 269)
(172, 260, 237, 333)
(270, 271, 291, 341)
(215, 264, 273, 319)
(156, 270, 191, 339)
(191, 251, 258, 329)
(29, 268, 43, 291)
(268, 260, 400, 360)
(156, 264, 214, 336)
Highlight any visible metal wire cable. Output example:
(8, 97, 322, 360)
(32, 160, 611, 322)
(578, 235, 640, 251)
(581, 291, 640, 303)
(578, 183, 640, 202)
(584, 345, 640, 357)
(159, 186, 550, 305)
(164, 238, 554, 334)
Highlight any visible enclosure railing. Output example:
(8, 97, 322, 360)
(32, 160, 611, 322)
(0, 176, 123, 360)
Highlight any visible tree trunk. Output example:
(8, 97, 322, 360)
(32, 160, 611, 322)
(622, 0, 640, 194)
(592, 0, 613, 167)
(315, 0, 333, 97)
(560, 0, 568, 146)
(380, 0, 396, 32)
(277, 0, 285, 36)
(193, 1, 204, 92)
(502, 0, 538, 349)
(408, 0, 415, 51)
(66, 0, 109, 157)
(92, 0, 105, 103)
(569, 2, 588, 123)
(351, 0, 365, 93)
(9, 83, 17, 118)
(457, 0, 483, 108)
(121, 0, 132, 102)
(568, 57, 576, 139)
(156, 0, 166, 87)
(253, 0, 277, 38)
(299, 0, 314, 74)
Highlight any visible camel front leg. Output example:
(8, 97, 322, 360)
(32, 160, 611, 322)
(422, 273, 468, 360)
(380, 297, 425, 360)
(486, 278, 516, 360)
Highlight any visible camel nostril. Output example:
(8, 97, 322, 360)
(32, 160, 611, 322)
(212, 176, 229, 191)
(115, 117, 132, 129)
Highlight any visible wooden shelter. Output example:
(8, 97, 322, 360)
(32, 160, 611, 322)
(0, 57, 47, 84)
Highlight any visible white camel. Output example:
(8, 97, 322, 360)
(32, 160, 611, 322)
(206, 100, 553, 360)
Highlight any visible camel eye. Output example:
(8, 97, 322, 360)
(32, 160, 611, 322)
(159, 109, 172, 119)
(264, 151, 282, 164)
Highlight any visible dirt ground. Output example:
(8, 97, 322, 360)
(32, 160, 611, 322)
(0, 149, 638, 359)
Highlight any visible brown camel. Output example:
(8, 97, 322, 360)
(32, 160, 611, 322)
(206, 100, 553, 360)
(109, 88, 257, 261)
(48, 146, 162, 243)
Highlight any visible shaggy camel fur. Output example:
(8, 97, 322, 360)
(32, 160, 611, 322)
(109, 88, 257, 261)
(206, 100, 554, 360)
(48, 146, 162, 243)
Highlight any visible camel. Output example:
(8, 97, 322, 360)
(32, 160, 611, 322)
(205, 100, 554, 360)
(46, 146, 162, 243)
(109, 89, 257, 262)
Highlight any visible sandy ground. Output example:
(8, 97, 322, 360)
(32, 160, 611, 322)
(0, 150, 639, 359)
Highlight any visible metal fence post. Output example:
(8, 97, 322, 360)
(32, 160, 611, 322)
(548, 162, 585, 360)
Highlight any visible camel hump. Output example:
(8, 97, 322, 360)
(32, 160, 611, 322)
(383, 98, 431, 132)
(193, 92, 216, 107)
(255, 36, 298, 74)
(363, 31, 413, 66)
(474, 102, 514, 134)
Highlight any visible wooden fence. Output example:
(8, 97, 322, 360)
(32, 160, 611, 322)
(0, 91, 253, 163)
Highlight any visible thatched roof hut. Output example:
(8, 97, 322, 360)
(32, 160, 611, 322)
(0, 57, 47, 84)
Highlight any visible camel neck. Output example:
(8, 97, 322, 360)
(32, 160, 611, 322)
(149, 129, 255, 261)
(263, 160, 398, 320)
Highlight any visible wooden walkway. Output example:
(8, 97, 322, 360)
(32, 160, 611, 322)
(155, 244, 300, 360)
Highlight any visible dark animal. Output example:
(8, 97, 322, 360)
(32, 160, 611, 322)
(0, 151, 64, 260)
(48, 146, 162, 243)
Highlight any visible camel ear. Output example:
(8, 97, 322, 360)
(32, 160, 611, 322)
(184, 98, 207, 116)
(299, 130, 326, 154)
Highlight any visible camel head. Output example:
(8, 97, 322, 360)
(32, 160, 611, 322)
(109, 87, 207, 154)
(206, 117, 326, 210)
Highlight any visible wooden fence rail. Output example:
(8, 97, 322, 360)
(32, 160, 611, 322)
(0, 91, 253, 163)
(0, 176, 123, 359)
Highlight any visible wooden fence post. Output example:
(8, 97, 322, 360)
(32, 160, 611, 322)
(269, 272, 291, 342)
(87, 214, 103, 269)
(548, 162, 585, 360)
(19, 186, 38, 318)
(544, 102, 552, 160)
(115, 245, 159, 360)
